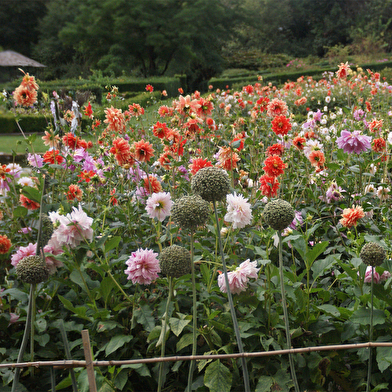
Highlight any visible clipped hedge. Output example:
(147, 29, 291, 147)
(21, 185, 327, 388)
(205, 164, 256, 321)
(0, 114, 49, 134)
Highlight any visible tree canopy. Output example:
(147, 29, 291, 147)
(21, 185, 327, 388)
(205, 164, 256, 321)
(3, 0, 392, 83)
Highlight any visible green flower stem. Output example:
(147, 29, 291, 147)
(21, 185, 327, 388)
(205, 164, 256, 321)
(366, 268, 374, 392)
(213, 201, 250, 392)
(12, 283, 35, 392)
(158, 276, 173, 392)
(278, 231, 300, 392)
(187, 231, 197, 392)
(30, 284, 37, 377)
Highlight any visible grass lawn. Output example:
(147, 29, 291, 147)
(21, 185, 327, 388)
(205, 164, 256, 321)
(0, 133, 47, 155)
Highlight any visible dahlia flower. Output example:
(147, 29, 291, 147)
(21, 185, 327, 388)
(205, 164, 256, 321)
(50, 205, 94, 249)
(218, 259, 259, 294)
(336, 130, 371, 154)
(124, 248, 160, 285)
(146, 192, 173, 222)
(224, 193, 253, 229)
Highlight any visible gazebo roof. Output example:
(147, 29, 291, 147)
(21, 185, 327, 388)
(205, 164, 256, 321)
(0, 50, 46, 67)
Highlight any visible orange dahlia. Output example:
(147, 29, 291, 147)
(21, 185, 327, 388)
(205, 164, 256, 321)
(67, 184, 83, 202)
(0, 235, 11, 254)
(43, 150, 64, 164)
(339, 205, 365, 228)
(133, 140, 154, 163)
(263, 155, 287, 177)
(259, 175, 280, 198)
(20, 194, 40, 210)
(271, 115, 292, 136)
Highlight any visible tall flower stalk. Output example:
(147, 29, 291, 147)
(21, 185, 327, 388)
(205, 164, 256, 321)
(170, 194, 210, 391)
(359, 242, 386, 392)
(278, 231, 300, 392)
(158, 245, 192, 392)
(213, 200, 250, 391)
(263, 199, 300, 392)
(158, 276, 173, 392)
(191, 166, 250, 390)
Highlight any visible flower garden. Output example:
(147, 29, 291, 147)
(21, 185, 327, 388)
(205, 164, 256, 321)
(1, 63, 392, 391)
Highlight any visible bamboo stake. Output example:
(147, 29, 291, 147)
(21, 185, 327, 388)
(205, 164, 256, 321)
(81, 330, 97, 392)
(2, 341, 392, 370)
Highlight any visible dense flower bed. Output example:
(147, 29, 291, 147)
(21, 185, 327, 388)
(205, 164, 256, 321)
(1, 64, 392, 391)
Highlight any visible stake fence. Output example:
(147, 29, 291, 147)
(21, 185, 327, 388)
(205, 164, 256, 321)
(4, 330, 392, 392)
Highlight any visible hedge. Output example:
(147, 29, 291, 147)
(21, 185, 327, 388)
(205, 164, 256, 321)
(0, 90, 162, 134)
(1, 76, 185, 104)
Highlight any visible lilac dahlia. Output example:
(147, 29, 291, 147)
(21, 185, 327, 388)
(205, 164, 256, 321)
(336, 130, 371, 154)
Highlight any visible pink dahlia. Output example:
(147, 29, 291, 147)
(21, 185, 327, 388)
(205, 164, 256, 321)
(124, 248, 160, 285)
(336, 130, 371, 154)
(364, 266, 381, 284)
(11, 242, 36, 267)
(224, 193, 253, 229)
(218, 259, 259, 294)
(146, 192, 172, 222)
(50, 205, 94, 249)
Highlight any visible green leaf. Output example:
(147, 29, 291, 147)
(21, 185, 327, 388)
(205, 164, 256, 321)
(348, 164, 360, 173)
(351, 307, 386, 326)
(58, 295, 92, 321)
(13, 206, 28, 218)
(317, 304, 340, 318)
(100, 276, 116, 303)
(1, 288, 28, 302)
(134, 304, 155, 332)
(372, 384, 389, 392)
(376, 347, 392, 372)
(305, 241, 329, 267)
(35, 318, 47, 333)
(289, 236, 307, 260)
(176, 333, 194, 352)
(21, 186, 42, 203)
(204, 360, 232, 392)
(104, 236, 122, 253)
(105, 335, 132, 356)
(312, 254, 338, 279)
(169, 316, 191, 337)
(255, 376, 274, 392)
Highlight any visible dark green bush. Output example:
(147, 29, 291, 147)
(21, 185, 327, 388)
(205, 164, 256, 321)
(0, 114, 49, 134)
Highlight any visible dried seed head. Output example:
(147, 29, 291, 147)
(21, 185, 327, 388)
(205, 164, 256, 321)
(16, 255, 49, 284)
(38, 214, 54, 248)
(360, 242, 386, 267)
(263, 199, 295, 231)
(191, 167, 230, 202)
(171, 195, 210, 231)
(159, 245, 191, 278)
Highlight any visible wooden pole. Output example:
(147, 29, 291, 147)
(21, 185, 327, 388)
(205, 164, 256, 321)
(2, 341, 392, 370)
(81, 330, 97, 392)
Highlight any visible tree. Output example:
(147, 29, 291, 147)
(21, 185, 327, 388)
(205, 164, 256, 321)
(33, 0, 83, 79)
(0, 0, 48, 57)
(57, 0, 243, 84)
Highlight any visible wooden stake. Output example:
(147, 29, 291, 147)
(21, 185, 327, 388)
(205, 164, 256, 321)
(81, 330, 97, 392)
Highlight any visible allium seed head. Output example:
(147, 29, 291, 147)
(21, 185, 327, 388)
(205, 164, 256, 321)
(360, 242, 386, 267)
(263, 199, 295, 231)
(16, 255, 49, 284)
(159, 245, 191, 278)
(171, 195, 210, 231)
(191, 167, 230, 202)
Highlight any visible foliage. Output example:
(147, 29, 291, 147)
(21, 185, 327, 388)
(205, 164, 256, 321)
(2, 63, 392, 391)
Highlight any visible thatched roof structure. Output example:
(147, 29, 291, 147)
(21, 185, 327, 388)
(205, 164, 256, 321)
(0, 50, 45, 67)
